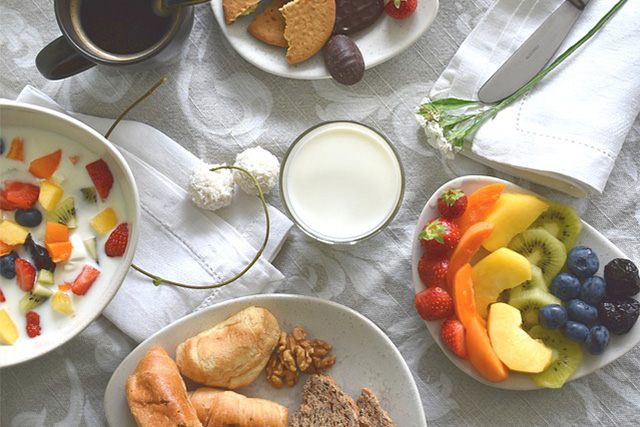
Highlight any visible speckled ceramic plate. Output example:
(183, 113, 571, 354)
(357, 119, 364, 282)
(210, 0, 439, 80)
(412, 175, 637, 390)
(104, 294, 426, 426)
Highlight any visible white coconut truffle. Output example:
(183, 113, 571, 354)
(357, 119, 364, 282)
(233, 146, 280, 196)
(188, 163, 234, 211)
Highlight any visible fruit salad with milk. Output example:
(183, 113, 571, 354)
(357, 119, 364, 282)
(0, 129, 130, 345)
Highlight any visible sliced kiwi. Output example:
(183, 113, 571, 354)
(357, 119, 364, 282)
(508, 229, 567, 284)
(528, 326, 582, 388)
(508, 288, 562, 330)
(37, 269, 55, 286)
(84, 237, 98, 263)
(46, 197, 77, 229)
(530, 201, 583, 251)
(508, 265, 548, 299)
(80, 187, 97, 204)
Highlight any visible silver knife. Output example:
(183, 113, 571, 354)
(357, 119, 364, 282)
(478, 0, 589, 104)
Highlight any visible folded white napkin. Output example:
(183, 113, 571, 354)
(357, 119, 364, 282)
(15, 86, 293, 342)
(431, 0, 640, 197)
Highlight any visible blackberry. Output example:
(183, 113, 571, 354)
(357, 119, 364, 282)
(598, 296, 640, 335)
(24, 234, 56, 272)
(605, 258, 640, 297)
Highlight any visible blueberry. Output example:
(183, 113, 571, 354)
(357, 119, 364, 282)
(585, 326, 610, 355)
(0, 137, 4, 155)
(550, 273, 581, 300)
(566, 299, 598, 326)
(580, 276, 606, 305)
(15, 208, 43, 228)
(0, 251, 19, 279)
(567, 246, 599, 279)
(539, 304, 568, 329)
(562, 320, 590, 342)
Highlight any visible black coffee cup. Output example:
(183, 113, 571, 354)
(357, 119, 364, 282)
(36, 0, 194, 80)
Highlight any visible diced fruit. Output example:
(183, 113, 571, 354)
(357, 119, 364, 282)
(604, 258, 640, 298)
(15, 208, 43, 228)
(0, 220, 29, 245)
(81, 187, 98, 204)
(455, 184, 506, 234)
(472, 247, 532, 318)
(585, 326, 609, 355)
(597, 296, 640, 335)
(419, 218, 460, 256)
(52, 291, 74, 315)
(437, 189, 467, 219)
(38, 181, 64, 211)
(69, 155, 80, 165)
(384, 0, 417, 20)
(507, 287, 562, 331)
(562, 321, 589, 342)
(453, 264, 484, 329)
(487, 303, 553, 373)
(415, 286, 454, 321)
(45, 241, 73, 263)
(5, 182, 40, 210)
(46, 197, 77, 229)
(417, 253, 448, 288)
(566, 299, 598, 327)
(508, 228, 567, 284)
(29, 149, 62, 179)
(0, 289, 4, 302)
(482, 193, 549, 252)
(0, 309, 19, 345)
(6, 137, 24, 161)
(37, 269, 55, 285)
(538, 304, 568, 329)
(567, 246, 599, 279)
(0, 138, 3, 154)
(69, 234, 88, 261)
(25, 311, 41, 338)
(504, 265, 548, 300)
(86, 159, 114, 201)
(446, 222, 495, 289)
(0, 188, 17, 211)
(0, 241, 17, 256)
(550, 272, 581, 300)
(105, 223, 129, 257)
(580, 276, 606, 305)
(58, 282, 72, 291)
(15, 259, 36, 292)
(72, 265, 100, 295)
(530, 201, 582, 251)
(19, 285, 53, 312)
(440, 318, 467, 359)
(465, 315, 509, 382)
(90, 207, 118, 235)
(45, 221, 69, 244)
(0, 251, 19, 279)
(528, 326, 582, 388)
(24, 234, 56, 272)
(84, 237, 98, 263)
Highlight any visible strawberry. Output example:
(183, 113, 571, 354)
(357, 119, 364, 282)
(86, 159, 113, 201)
(415, 286, 454, 321)
(419, 218, 460, 256)
(26, 311, 41, 338)
(437, 189, 467, 219)
(417, 253, 449, 288)
(4, 182, 40, 210)
(72, 265, 101, 295)
(105, 223, 129, 257)
(0, 188, 17, 211)
(0, 288, 5, 302)
(440, 318, 468, 359)
(15, 259, 36, 292)
(384, 0, 417, 20)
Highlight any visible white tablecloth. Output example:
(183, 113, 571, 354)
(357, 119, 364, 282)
(1, 1, 640, 426)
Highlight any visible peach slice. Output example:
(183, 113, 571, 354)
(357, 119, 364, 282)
(465, 315, 509, 383)
(455, 183, 506, 234)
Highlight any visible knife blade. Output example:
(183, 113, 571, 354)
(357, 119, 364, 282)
(478, 0, 588, 104)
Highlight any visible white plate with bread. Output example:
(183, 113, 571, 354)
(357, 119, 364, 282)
(211, 0, 439, 80)
(104, 293, 426, 426)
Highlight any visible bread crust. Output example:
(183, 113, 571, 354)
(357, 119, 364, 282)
(126, 346, 202, 427)
(288, 375, 360, 426)
(205, 390, 288, 426)
(357, 388, 396, 427)
(189, 387, 225, 425)
(176, 306, 280, 389)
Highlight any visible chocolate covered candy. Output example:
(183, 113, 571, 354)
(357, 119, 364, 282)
(333, 0, 384, 35)
(323, 35, 365, 85)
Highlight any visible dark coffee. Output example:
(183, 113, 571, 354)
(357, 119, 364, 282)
(79, 0, 172, 54)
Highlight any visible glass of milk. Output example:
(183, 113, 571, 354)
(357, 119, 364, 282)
(280, 121, 405, 244)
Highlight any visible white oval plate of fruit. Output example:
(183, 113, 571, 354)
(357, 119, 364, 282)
(412, 175, 640, 390)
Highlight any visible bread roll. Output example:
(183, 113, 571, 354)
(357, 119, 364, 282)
(188, 387, 225, 425)
(176, 306, 280, 389)
(206, 390, 288, 427)
(126, 346, 202, 427)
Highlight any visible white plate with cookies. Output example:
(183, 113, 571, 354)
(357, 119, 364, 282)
(211, 0, 439, 80)
(104, 293, 426, 426)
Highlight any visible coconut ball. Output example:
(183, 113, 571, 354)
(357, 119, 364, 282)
(233, 146, 280, 196)
(188, 163, 234, 211)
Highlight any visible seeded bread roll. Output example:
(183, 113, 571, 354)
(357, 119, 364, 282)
(356, 388, 396, 427)
(288, 375, 360, 426)
(176, 306, 280, 389)
(126, 346, 202, 427)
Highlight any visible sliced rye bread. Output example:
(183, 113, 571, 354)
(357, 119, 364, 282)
(288, 375, 360, 426)
(357, 388, 396, 427)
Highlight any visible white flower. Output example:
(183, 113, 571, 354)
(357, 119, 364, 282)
(188, 163, 234, 211)
(233, 146, 280, 196)
(415, 104, 455, 160)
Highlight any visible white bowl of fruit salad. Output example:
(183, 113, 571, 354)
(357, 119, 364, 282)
(0, 100, 140, 367)
(412, 175, 640, 390)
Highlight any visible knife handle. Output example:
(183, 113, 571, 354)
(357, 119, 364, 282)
(567, 0, 585, 10)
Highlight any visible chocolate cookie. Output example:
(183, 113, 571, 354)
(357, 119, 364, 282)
(333, 0, 384, 35)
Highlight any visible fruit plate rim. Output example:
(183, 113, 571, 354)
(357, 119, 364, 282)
(412, 174, 639, 390)
(104, 293, 427, 426)
(209, 0, 439, 80)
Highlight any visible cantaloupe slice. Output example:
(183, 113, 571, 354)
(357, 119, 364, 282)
(446, 222, 495, 289)
(465, 315, 509, 382)
(455, 184, 506, 234)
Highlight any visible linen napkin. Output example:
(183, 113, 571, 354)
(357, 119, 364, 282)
(430, 0, 640, 197)
(14, 86, 294, 342)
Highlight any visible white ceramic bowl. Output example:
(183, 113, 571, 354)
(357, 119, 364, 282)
(0, 100, 140, 368)
(412, 175, 638, 390)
